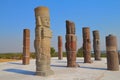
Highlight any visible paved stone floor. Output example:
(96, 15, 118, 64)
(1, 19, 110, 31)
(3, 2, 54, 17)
(0, 58, 120, 80)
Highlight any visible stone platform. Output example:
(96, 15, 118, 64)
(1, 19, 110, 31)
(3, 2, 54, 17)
(0, 58, 120, 80)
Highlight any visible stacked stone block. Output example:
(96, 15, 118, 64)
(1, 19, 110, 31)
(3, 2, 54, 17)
(58, 36, 63, 60)
(23, 29, 30, 65)
(34, 6, 54, 76)
(65, 20, 79, 67)
(106, 34, 119, 71)
(82, 27, 92, 63)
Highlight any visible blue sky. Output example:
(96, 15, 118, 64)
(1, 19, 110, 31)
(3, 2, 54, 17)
(0, 0, 120, 53)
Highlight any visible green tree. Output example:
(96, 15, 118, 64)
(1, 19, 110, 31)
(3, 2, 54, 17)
(63, 52, 66, 57)
(50, 47, 57, 57)
(77, 47, 83, 57)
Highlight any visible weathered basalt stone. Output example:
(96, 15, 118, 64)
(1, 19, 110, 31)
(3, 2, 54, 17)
(58, 36, 63, 60)
(65, 20, 79, 67)
(118, 52, 120, 64)
(93, 30, 101, 60)
(23, 29, 30, 65)
(34, 6, 54, 76)
(82, 27, 92, 63)
(106, 34, 119, 71)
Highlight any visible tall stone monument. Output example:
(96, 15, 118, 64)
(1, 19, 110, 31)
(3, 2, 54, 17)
(118, 52, 120, 64)
(93, 30, 101, 60)
(58, 36, 63, 60)
(34, 6, 54, 76)
(23, 29, 30, 65)
(82, 27, 92, 63)
(65, 20, 79, 67)
(106, 34, 119, 71)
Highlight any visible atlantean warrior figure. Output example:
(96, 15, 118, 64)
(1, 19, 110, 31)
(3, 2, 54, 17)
(106, 34, 119, 71)
(34, 6, 54, 76)
(82, 27, 92, 63)
(93, 30, 101, 60)
(65, 20, 79, 67)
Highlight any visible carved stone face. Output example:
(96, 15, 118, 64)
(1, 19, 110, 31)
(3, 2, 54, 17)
(41, 16, 50, 27)
(35, 7, 50, 27)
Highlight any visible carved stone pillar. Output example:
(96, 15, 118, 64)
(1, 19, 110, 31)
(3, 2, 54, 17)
(23, 29, 30, 65)
(65, 20, 79, 67)
(106, 34, 119, 71)
(58, 36, 63, 60)
(82, 27, 92, 63)
(34, 6, 54, 76)
(93, 30, 101, 60)
(118, 52, 120, 64)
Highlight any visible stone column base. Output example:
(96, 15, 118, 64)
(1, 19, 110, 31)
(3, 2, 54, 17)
(95, 59, 101, 61)
(36, 69, 54, 76)
(22, 57, 29, 65)
(84, 60, 93, 63)
(67, 63, 80, 67)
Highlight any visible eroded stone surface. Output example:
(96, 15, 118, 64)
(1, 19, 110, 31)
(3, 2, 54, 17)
(65, 20, 79, 67)
(34, 6, 54, 76)
(118, 52, 120, 64)
(93, 30, 101, 61)
(82, 27, 92, 63)
(106, 34, 119, 71)
(58, 36, 63, 60)
(23, 29, 30, 65)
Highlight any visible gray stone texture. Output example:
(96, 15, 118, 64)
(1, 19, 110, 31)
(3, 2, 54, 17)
(34, 6, 54, 76)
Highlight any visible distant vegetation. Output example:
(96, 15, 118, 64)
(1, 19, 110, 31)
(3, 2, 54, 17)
(77, 47, 106, 57)
(0, 47, 106, 59)
(77, 47, 83, 57)
(0, 53, 35, 60)
(0, 53, 22, 59)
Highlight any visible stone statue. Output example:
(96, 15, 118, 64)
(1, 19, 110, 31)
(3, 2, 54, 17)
(34, 6, 54, 76)
(65, 20, 79, 67)
(93, 30, 101, 60)
(82, 27, 92, 63)
(118, 52, 120, 64)
(106, 34, 119, 71)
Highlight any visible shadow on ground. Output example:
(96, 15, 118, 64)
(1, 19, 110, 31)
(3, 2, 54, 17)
(51, 64, 66, 68)
(56, 60, 67, 63)
(8, 62, 22, 65)
(80, 66, 107, 70)
(4, 69, 35, 75)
